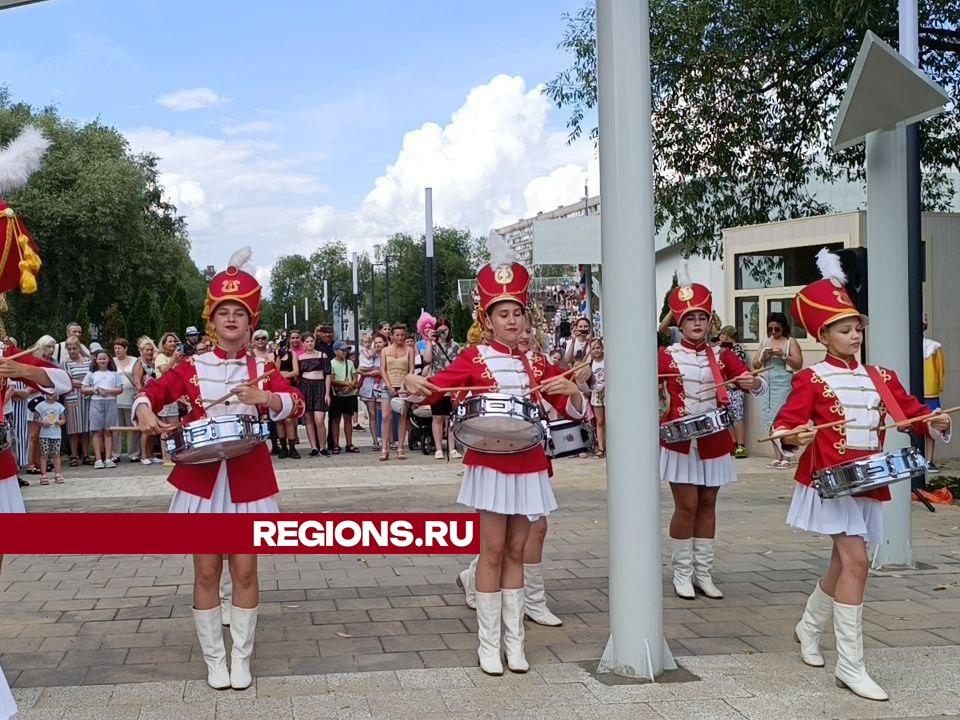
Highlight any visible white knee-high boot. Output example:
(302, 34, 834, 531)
(501, 588, 529, 673)
(672, 538, 695, 599)
(192, 607, 230, 690)
(523, 563, 562, 626)
(228, 605, 258, 690)
(475, 591, 503, 675)
(692, 537, 723, 599)
(458, 556, 478, 610)
(794, 581, 833, 667)
(219, 564, 233, 626)
(833, 602, 888, 701)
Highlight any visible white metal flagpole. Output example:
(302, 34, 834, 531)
(322, 279, 329, 312)
(293, 304, 297, 327)
(596, 0, 674, 679)
(304, 296, 309, 323)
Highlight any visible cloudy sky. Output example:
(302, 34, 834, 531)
(2, 0, 599, 291)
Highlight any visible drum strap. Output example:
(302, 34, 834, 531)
(706, 349, 730, 406)
(245, 353, 266, 417)
(865, 365, 908, 425)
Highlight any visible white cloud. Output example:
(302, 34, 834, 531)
(298, 74, 596, 255)
(156, 87, 227, 111)
(522, 155, 600, 217)
(124, 128, 326, 268)
(222, 120, 279, 136)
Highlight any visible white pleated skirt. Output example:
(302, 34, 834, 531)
(0, 664, 16, 720)
(786, 483, 883, 544)
(660, 447, 737, 487)
(0, 475, 25, 513)
(168, 462, 279, 514)
(457, 465, 557, 519)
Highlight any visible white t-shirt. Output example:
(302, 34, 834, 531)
(82, 370, 123, 401)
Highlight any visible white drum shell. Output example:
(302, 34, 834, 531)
(166, 414, 269, 465)
(452, 393, 544, 454)
(659, 407, 732, 444)
(812, 447, 928, 499)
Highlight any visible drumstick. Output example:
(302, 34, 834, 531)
(108, 426, 140, 432)
(204, 369, 276, 410)
(701, 365, 772, 393)
(757, 419, 850, 443)
(881, 405, 960, 432)
(523, 359, 593, 398)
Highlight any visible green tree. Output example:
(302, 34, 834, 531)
(0, 88, 208, 343)
(125, 287, 159, 345)
(160, 294, 180, 336)
(101, 303, 124, 345)
(545, 2, 960, 259)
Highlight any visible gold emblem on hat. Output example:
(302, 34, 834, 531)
(494, 265, 514, 284)
(221, 279, 241, 293)
(678, 286, 694, 301)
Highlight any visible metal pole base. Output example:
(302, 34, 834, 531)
(597, 636, 676, 680)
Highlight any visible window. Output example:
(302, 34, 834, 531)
(766, 298, 807, 340)
(735, 243, 845, 290)
(735, 297, 760, 344)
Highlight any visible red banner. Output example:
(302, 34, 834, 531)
(0, 513, 480, 554)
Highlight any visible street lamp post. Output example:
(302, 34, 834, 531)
(352, 252, 361, 351)
(425, 187, 435, 315)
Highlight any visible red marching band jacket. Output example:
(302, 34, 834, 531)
(658, 340, 759, 459)
(132, 347, 304, 503)
(772, 355, 948, 502)
(423, 342, 584, 476)
(0, 347, 73, 479)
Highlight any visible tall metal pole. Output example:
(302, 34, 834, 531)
(304, 297, 309, 324)
(293, 304, 297, 328)
(322, 278, 329, 313)
(371, 261, 377, 325)
(352, 252, 361, 351)
(901, 0, 926, 467)
(596, 0, 674, 678)
(870, 0, 919, 570)
(425, 188, 436, 315)
(583, 183, 594, 323)
(385, 256, 392, 320)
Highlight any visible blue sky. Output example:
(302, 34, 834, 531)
(2, 0, 598, 286)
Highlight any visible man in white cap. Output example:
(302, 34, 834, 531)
(183, 326, 201, 357)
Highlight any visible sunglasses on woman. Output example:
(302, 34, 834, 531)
(767, 325, 782, 333)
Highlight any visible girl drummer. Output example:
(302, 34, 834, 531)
(405, 244, 584, 676)
(456, 317, 565, 629)
(659, 266, 766, 600)
(772, 249, 950, 702)
(134, 248, 304, 692)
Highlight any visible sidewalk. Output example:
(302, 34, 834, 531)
(3, 453, 959, 719)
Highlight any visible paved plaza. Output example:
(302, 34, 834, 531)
(2, 448, 959, 719)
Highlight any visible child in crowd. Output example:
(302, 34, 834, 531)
(82, 349, 123, 469)
(34, 391, 66, 485)
(330, 341, 360, 453)
(589, 338, 606, 458)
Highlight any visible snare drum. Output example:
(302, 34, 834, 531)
(659, 407, 732, 444)
(165, 414, 269, 465)
(812, 447, 927, 499)
(452, 393, 544, 454)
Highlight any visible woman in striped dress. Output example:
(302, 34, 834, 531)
(61, 336, 92, 466)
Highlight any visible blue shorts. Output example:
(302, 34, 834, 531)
(924, 397, 941, 412)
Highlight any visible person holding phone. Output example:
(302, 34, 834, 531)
(562, 316, 592, 368)
(753, 312, 803, 469)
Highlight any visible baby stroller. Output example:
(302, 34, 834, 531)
(391, 397, 436, 455)
(408, 404, 436, 455)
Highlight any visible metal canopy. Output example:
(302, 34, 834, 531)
(831, 30, 949, 152)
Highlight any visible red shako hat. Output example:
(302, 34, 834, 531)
(668, 262, 713, 322)
(791, 248, 868, 341)
(475, 230, 530, 313)
(204, 247, 262, 328)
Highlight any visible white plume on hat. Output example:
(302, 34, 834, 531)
(485, 229, 514, 270)
(815, 247, 847, 284)
(228, 247, 253, 272)
(0, 126, 51, 196)
(675, 260, 692, 288)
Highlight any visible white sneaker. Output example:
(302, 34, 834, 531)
(151, 458, 162, 464)
(104, 460, 117, 469)
(434, 450, 444, 459)
(93, 460, 105, 469)
(141, 458, 152, 466)
(449, 448, 462, 459)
